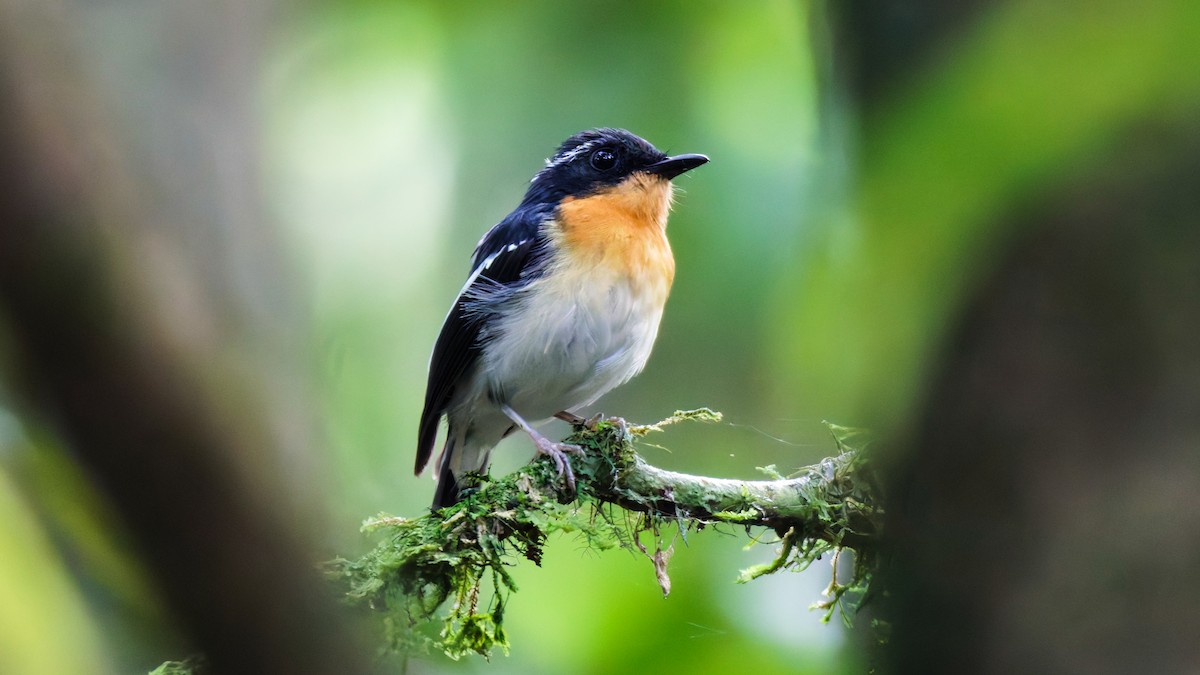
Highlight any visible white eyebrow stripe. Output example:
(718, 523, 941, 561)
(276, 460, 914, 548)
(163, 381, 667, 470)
(532, 140, 603, 184)
(544, 139, 603, 170)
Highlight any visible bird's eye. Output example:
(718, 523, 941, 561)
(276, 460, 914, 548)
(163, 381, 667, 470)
(589, 148, 617, 171)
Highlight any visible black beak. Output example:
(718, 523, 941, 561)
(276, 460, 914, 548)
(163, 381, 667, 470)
(644, 153, 709, 180)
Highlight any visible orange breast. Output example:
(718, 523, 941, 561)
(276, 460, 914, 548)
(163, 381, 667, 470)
(555, 173, 676, 290)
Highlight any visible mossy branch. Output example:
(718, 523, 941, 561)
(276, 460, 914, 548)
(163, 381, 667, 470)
(562, 411, 878, 550)
(328, 410, 882, 661)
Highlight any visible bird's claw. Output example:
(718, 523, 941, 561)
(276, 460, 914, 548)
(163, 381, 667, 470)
(555, 411, 628, 437)
(535, 437, 583, 492)
(584, 413, 627, 436)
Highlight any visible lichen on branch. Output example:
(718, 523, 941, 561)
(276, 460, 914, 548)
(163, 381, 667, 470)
(327, 410, 882, 660)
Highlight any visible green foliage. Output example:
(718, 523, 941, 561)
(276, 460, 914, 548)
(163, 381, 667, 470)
(327, 454, 623, 659)
(329, 412, 879, 661)
(777, 0, 1200, 437)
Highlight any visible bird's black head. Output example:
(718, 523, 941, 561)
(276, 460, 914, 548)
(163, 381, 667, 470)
(522, 128, 708, 206)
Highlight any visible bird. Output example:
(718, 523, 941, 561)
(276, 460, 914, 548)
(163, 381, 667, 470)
(415, 128, 708, 509)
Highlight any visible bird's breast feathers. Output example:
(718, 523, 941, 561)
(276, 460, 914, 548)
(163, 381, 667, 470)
(554, 172, 676, 290)
(479, 173, 677, 414)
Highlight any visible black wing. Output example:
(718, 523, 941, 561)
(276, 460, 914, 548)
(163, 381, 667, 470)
(414, 207, 550, 475)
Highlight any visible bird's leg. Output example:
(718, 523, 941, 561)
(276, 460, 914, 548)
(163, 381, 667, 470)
(503, 404, 584, 491)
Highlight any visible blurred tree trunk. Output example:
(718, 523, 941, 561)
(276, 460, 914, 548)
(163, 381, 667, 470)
(835, 3, 1200, 672)
(0, 2, 368, 672)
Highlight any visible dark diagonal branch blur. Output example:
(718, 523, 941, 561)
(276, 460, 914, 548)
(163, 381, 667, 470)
(0, 3, 367, 673)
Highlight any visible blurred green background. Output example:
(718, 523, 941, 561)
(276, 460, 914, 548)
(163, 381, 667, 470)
(1, 0, 1197, 672)
(267, 2, 846, 673)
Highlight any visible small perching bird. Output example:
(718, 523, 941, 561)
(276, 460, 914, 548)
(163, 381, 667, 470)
(415, 128, 708, 508)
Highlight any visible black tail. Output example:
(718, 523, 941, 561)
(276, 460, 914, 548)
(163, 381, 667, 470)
(431, 430, 496, 510)
(432, 458, 463, 510)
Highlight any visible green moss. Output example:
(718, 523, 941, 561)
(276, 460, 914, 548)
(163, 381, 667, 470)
(628, 407, 723, 435)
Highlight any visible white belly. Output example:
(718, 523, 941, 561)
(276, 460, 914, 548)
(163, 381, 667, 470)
(481, 262, 667, 420)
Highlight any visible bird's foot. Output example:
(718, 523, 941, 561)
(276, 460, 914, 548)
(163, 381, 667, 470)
(552, 410, 628, 429)
(553, 411, 627, 435)
(584, 413, 628, 436)
(533, 435, 584, 492)
(503, 404, 584, 494)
